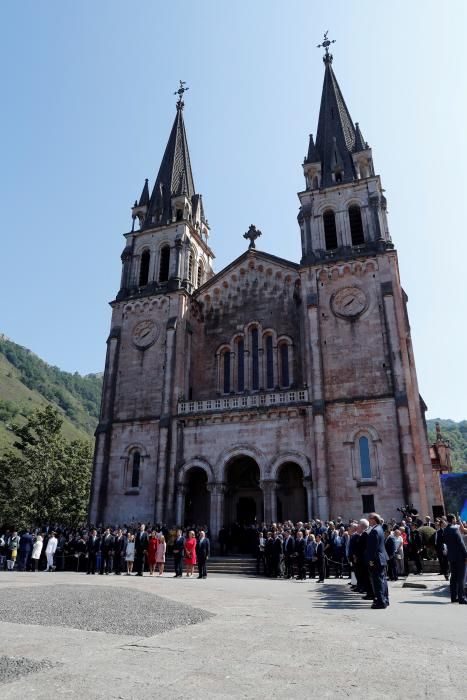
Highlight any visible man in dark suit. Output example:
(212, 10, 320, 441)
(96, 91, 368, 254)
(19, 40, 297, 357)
(17, 530, 33, 571)
(173, 529, 185, 578)
(410, 524, 423, 575)
(383, 524, 398, 581)
(113, 529, 125, 575)
(196, 530, 210, 579)
(283, 530, 295, 579)
(315, 534, 325, 583)
(99, 528, 114, 575)
(272, 532, 283, 578)
(356, 520, 372, 596)
(295, 531, 306, 580)
(365, 513, 389, 609)
(134, 524, 149, 576)
(86, 529, 100, 574)
(443, 514, 467, 604)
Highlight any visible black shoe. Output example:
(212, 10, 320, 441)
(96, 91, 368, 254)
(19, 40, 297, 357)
(203, 575, 207, 579)
(459, 600, 467, 605)
(371, 602, 387, 609)
(451, 599, 458, 603)
(86, 572, 90, 575)
(362, 595, 374, 600)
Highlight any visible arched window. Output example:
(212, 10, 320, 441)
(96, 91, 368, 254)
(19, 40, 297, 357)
(139, 250, 150, 286)
(222, 350, 231, 394)
(349, 205, 365, 245)
(159, 245, 170, 282)
(197, 262, 203, 288)
(312, 175, 319, 189)
(251, 327, 259, 390)
(131, 451, 141, 488)
(279, 343, 290, 387)
(237, 338, 245, 392)
(359, 436, 372, 479)
(323, 210, 338, 250)
(265, 335, 274, 389)
(187, 252, 194, 283)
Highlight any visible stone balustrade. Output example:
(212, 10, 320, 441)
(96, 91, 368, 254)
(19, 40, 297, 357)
(178, 389, 309, 415)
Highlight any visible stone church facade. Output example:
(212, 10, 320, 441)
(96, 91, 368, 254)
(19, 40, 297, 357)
(89, 51, 439, 536)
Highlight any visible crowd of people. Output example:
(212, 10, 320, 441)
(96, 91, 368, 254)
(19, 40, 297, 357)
(1, 511, 466, 607)
(0, 523, 212, 580)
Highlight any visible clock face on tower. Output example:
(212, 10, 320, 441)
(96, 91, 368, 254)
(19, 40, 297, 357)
(132, 319, 159, 349)
(331, 286, 368, 319)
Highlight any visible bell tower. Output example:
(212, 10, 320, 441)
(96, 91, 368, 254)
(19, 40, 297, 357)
(299, 36, 435, 518)
(89, 84, 214, 526)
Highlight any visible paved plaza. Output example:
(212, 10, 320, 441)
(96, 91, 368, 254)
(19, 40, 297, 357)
(0, 571, 465, 699)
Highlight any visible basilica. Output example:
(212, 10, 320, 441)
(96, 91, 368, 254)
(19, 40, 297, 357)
(89, 46, 440, 536)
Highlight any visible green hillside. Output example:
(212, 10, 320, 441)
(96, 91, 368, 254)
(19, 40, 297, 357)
(426, 418, 467, 472)
(0, 335, 102, 453)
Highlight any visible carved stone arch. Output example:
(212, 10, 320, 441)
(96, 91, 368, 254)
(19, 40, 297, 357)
(217, 444, 268, 482)
(122, 443, 148, 491)
(345, 425, 381, 444)
(216, 342, 232, 355)
(269, 451, 312, 480)
(315, 199, 339, 216)
(344, 426, 382, 482)
(177, 457, 214, 485)
(346, 196, 366, 209)
(364, 260, 376, 274)
(262, 327, 277, 344)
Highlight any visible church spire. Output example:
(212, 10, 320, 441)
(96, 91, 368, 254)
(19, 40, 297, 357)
(143, 83, 197, 230)
(315, 50, 358, 187)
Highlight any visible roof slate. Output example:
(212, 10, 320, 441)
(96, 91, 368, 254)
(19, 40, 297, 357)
(144, 106, 196, 229)
(315, 59, 358, 187)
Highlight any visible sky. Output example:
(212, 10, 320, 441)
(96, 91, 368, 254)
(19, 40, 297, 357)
(0, 1, 466, 421)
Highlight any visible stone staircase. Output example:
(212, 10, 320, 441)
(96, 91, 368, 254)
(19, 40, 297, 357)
(164, 555, 258, 576)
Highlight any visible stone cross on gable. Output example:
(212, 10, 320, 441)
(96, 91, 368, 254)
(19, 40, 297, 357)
(243, 224, 262, 249)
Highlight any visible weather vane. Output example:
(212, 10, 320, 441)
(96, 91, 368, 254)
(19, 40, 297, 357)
(174, 80, 189, 109)
(243, 224, 262, 250)
(317, 31, 336, 61)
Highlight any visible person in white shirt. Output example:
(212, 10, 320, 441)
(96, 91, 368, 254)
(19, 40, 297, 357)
(45, 532, 58, 571)
(31, 535, 43, 572)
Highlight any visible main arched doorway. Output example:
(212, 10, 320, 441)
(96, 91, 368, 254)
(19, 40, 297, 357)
(276, 462, 307, 522)
(225, 456, 262, 553)
(225, 456, 263, 525)
(184, 467, 210, 526)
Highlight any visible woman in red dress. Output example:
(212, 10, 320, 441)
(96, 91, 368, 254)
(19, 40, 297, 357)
(147, 530, 158, 576)
(184, 530, 197, 577)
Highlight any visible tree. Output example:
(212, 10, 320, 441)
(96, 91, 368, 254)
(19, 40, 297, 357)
(0, 405, 93, 528)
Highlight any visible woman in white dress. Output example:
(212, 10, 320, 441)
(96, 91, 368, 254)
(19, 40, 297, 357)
(125, 534, 135, 575)
(31, 535, 43, 572)
(156, 535, 166, 576)
(45, 532, 57, 572)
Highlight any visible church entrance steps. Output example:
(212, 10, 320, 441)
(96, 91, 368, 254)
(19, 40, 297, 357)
(163, 555, 258, 576)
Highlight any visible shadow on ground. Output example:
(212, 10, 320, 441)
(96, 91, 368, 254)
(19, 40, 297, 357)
(309, 583, 371, 609)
